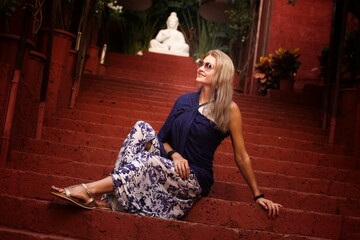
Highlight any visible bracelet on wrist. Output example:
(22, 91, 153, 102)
(254, 193, 264, 202)
(167, 150, 177, 160)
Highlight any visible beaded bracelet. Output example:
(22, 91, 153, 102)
(167, 150, 177, 160)
(254, 193, 265, 201)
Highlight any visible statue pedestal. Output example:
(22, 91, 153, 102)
(148, 48, 189, 57)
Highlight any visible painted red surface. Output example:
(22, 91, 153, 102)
(268, 0, 333, 83)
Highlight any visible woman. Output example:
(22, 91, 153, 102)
(51, 49, 282, 219)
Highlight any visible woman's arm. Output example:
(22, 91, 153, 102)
(229, 102, 282, 217)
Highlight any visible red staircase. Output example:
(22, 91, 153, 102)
(1, 51, 359, 239)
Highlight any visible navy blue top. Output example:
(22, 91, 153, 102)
(158, 89, 230, 196)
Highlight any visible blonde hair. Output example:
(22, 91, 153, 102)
(206, 49, 234, 132)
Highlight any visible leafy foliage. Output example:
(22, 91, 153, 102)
(254, 48, 301, 94)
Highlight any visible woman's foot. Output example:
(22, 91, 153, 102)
(95, 200, 111, 210)
(50, 184, 96, 210)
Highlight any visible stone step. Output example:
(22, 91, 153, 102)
(0, 194, 330, 240)
(80, 77, 324, 121)
(10, 147, 359, 188)
(50, 104, 326, 142)
(1, 168, 358, 239)
(215, 148, 356, 170)
(184, 197, 360, 240)
(7, 150, 360, 217)
(82, 74, 194, 95)
(82, 73, 322, 111)
(9, 140, 360, 198)
(99, 67, 197, 87)
(65, 99, 328, 137)
(105, 51, 197, 78)
(9, 144, 360, 188)
(209, 181, 360, 218)
(213, 165, 360, 199)
(51, 110, 328, 143)
(75, 94, 322, 129)
(38, 124, 355, 170)
(82, 77, 323, 120)
(0, 226, 77, 240)
(41, 123, 344, 161)
(83, 71, 322, 118)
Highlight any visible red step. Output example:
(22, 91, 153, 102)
(1, 168, 359, 239)
(1, 194, 328, 240)
(4, 51, 360, 239)
(7, 151, 360, 218)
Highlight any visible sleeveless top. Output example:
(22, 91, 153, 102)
(158, 89, 229, 196)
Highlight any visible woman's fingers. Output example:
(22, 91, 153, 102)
(174, 159, 190, 179)
(184, 161, 190, 179)
(257, 198, 283, 218)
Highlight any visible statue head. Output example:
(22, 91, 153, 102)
(166, 12, 179, 30)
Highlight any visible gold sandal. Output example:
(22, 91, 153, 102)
(51, 183, 96, 210)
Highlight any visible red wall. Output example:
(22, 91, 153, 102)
(268, 0, 333, 86)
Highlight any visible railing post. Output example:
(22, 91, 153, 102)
(0, 6, 32, 165)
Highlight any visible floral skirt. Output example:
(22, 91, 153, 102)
(102, 121, 202, 219)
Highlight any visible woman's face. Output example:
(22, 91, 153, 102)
(196, 55, 217, 86)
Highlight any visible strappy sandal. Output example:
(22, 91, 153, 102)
(51, 183, 96, 210)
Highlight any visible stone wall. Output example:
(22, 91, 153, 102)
(268, 0, 333, 83)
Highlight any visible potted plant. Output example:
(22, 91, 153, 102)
(253, 56, 274, 94)
(254, 47, 301, 94)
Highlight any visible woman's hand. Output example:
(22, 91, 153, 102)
(256, 197, 283, 218)
(172, 153, 190, 179)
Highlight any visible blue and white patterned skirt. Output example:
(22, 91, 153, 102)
(101, 121, 202, 219)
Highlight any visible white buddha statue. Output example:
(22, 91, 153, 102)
(149, 12, 190, 57)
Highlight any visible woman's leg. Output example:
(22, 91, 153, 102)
(114, 121, 158, 170)
(106, 152, 202, 218)
(51, 121, 159, 209)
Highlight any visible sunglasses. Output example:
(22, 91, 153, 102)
(196, 59, 215, 71)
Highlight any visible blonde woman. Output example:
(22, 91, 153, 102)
(51, 49, 282, 219)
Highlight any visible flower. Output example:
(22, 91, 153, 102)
(254, 48, 301, 94)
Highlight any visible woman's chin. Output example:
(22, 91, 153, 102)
(195, 78, 205, 84)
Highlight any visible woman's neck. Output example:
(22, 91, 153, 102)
(199, 87, 211, 104)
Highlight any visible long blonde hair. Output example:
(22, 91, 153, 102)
(206, 49, 234, 132)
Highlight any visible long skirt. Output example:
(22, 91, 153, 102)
(101, 121, 202, 219)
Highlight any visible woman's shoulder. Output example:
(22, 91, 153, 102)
(229, 101, 242, 120)
(230, 101, 240, 112)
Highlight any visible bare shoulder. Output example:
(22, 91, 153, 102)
(229, 101, 242, 129)
(230, 101, 241, 118)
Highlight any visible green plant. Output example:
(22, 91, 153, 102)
(116, 11, 158, 54)
(254, 47, 301, 94)
(225, 0, 255, 62)
(189, 17, 225, 59)
(176, 0, 228, 59)
(99, 0, 256, 60)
